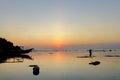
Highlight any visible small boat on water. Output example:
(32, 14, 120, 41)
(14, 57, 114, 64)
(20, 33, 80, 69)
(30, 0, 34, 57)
(9, 48, 34, 55)
(0, 48, 34, 55)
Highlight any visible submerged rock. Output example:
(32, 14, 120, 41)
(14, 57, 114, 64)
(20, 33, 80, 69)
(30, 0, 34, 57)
(89, 61, 101, 66)
(29, 65, 40, 76)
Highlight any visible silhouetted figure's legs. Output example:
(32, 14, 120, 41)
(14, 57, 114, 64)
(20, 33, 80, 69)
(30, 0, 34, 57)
(89, 49, 92, 57)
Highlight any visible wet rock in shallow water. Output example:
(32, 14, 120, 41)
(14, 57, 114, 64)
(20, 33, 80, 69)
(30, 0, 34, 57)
(29, 65, 40, 75)
(76, 56, 95, 58)
(89, 61, 101, 66)
(104, 55, 120, 57)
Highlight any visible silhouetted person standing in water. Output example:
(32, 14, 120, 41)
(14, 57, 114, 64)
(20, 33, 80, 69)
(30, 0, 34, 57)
(89, 49, 92, 57)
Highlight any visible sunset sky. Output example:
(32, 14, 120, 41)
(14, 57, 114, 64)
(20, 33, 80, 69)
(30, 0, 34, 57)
(0, 0, 120, 48)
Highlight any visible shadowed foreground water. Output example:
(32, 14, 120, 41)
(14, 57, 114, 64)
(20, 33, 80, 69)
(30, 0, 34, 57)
(0, 50, 120, 80)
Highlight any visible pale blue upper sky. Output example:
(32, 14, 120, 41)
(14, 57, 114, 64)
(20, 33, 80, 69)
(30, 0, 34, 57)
(0, 0, 120, 47)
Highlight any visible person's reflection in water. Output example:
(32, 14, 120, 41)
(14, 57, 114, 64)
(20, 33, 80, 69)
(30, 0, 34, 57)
(29, 65, 40, 76)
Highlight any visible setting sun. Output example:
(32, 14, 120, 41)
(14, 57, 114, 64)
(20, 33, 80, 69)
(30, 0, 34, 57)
(54, 38, 63, 48)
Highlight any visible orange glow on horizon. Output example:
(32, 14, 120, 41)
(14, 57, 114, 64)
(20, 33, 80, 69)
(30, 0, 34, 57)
(7, 36, 120, 48)
(54, 41, 62, 48)
(53, 39, 63, 48)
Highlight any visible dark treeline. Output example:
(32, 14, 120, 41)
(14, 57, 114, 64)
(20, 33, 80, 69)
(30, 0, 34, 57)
(0, 37, 21, 51)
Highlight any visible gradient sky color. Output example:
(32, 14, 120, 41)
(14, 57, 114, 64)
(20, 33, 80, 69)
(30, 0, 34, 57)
(0, 0, 120, 48)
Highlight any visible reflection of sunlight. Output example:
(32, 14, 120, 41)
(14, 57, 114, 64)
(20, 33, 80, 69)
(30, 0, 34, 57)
(53, 52, 69, 69)
(53, 52, 68, 71)
(54, 52, 63, 63)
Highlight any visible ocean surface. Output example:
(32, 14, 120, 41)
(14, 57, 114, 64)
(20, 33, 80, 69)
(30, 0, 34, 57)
(0, 49, 120, 80)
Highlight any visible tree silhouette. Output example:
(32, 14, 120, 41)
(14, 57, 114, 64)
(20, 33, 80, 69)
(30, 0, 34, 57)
(0, 37, 17, 51)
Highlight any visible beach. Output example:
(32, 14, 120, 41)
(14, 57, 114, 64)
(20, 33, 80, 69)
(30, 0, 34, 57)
(0, 49, 120, 80)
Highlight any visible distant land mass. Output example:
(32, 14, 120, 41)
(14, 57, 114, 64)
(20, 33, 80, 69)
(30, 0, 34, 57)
(32, 43, 120, 51)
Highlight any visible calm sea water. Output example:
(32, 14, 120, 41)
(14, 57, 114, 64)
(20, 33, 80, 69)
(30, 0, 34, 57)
(0, 50, 120, 80)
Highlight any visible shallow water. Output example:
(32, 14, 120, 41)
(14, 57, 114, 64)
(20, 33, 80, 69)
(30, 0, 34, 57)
(0, 50, 120, 80)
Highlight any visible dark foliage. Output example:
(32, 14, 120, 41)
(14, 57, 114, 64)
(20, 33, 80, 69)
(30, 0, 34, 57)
(0, 37, 21, 51)
(0, 37, 14, 50)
